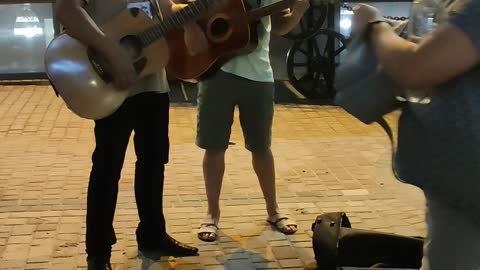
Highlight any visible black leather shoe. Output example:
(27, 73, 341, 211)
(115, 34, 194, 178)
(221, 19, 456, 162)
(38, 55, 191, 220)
(139, 234, 199, 260)
(87, 257, 112, 270)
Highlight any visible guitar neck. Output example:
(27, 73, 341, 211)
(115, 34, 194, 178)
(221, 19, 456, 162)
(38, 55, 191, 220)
(246, 0, 291, 22)
(139, 0, 211, 46)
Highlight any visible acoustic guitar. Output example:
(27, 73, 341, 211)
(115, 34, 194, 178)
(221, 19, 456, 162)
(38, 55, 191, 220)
(166, 0, 291, 81)
(45, 0, 213, 120)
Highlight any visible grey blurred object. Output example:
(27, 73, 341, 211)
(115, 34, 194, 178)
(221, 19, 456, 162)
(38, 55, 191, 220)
(408, 0, 448, 42)
(334, 20, 407, 124)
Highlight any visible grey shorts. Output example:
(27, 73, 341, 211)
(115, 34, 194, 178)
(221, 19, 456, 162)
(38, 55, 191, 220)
(196, 71, 274, 152)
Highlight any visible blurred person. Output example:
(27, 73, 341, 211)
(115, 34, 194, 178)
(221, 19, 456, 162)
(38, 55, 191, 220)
(352, 2, 480, 269)
(196, 0, 310, 241)
(55, 0, 207, 268)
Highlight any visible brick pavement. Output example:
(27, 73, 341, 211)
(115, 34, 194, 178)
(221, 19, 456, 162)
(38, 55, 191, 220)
(0, 85, 426, 269)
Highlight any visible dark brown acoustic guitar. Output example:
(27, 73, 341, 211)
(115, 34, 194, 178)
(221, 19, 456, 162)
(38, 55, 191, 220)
(166, 0, 291, 80)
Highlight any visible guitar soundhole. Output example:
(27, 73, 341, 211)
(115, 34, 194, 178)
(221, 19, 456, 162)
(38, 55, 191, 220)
(210, 18, 230, 39)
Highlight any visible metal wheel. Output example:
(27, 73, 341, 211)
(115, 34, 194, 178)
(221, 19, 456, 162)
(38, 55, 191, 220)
(287, 29, 347, 99)
(284, 1, 328, 41)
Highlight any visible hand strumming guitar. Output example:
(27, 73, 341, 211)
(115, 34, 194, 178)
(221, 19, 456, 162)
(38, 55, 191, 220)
(102, 40, 138, 90)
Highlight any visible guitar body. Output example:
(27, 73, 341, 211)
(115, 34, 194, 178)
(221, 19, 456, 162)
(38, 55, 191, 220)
(45, 8, 169, 120)
(166, 0, 258, 80)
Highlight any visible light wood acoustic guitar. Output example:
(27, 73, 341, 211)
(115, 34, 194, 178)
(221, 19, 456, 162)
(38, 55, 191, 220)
(45, 0, 213, 120)
(166, 0, 291, 81)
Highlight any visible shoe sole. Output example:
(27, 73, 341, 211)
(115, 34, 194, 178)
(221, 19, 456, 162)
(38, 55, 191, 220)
(138, 249, 199, 260)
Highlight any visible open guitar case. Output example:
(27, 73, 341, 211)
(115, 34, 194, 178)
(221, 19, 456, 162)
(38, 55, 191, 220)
(311, 212, 424, 270)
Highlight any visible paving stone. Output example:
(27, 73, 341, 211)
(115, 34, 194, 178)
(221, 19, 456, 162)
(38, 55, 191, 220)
(8, 235, 33, 244)
(269, 240, 291, 247)
(224, 259, 255, 270)
(204, 266, 226, 270)
(25, 262, 50, 269)
(253, 261, 280, 269)
(244, 236, 268, 249)
(2, 244, 30, 260)
(0, 86, 427, 269)
(0, 260, 26, 269)
(271, 246, 298, 260)
(199, 256, 222, 266)
(278, 258, 304, 268)
(342, 189, 370, 196)
(250, 247, 276, 263)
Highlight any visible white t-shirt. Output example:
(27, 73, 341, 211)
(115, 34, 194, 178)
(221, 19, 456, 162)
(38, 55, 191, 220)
(220, 0, 281, 83)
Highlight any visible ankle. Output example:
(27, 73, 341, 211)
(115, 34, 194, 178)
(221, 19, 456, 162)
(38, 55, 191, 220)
(87, 255, 110, 262)
(87, 256, 112, 270)
(267, 207, 280, 218)
(206, 209, 220, 220)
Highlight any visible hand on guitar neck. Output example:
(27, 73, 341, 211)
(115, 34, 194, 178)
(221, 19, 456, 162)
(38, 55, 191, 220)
(270, 0, 310, 36)
(290, 0, 309, 16)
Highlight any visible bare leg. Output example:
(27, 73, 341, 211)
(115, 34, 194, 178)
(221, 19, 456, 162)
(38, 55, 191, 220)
(199, 150, 225, 240)
(252, 149, 296, 233)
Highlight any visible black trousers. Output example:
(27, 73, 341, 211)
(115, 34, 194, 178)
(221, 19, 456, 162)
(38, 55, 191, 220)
(85, 92, 170, 258)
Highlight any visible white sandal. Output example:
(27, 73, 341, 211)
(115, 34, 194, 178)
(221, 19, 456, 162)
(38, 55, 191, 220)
(267, 214, 298, 235)
(197, 218, 218, 242)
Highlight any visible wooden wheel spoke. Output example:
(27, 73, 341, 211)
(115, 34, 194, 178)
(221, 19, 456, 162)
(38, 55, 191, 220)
(321, 38, 329, 55)
(293, 62, 308, 67)
(311, 74, 320, 91)
(311, 40, 321, 58)
(298, 47, 308, 55)
(298, 69, 316, 82)
(334, 45, 346, 56)
(287, 27, 347, 98)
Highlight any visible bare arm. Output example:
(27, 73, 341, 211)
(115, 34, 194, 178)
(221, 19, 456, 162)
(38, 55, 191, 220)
(55, 0, 137, 89)
(55, 0, 114, 57)
(370, 22, 480, 90)
(271, 0, 309, 36)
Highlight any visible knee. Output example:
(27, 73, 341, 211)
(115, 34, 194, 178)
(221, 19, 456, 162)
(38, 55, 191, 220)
(135, 159, 166, 173)
(251, 148, 272, 158)
(204, 150, 226, 162)
(205, 149, 225, 157)
(90, 152, 124, 184)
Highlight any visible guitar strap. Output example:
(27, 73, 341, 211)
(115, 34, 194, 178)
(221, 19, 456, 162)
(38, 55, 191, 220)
(80, 0, 94, 17)
(250, 0, 264, 41)
(149, 0, 163, 20)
